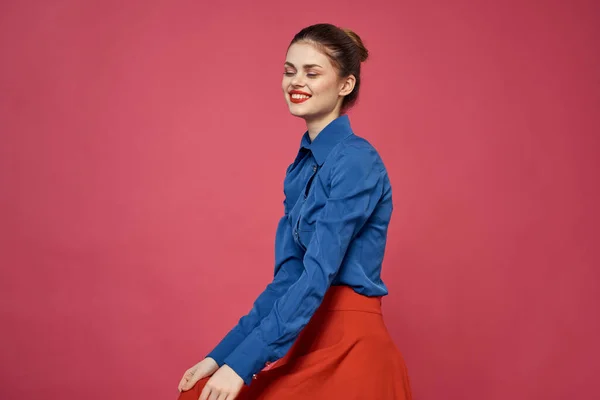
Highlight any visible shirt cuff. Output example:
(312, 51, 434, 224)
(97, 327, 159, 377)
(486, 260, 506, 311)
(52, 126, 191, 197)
(206, 326, 246, 367)
(223, 329, 271, 385)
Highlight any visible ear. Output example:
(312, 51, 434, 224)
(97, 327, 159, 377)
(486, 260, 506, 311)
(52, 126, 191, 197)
(338, 75, 356, 97)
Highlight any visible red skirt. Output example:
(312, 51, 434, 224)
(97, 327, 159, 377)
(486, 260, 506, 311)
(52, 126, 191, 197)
(179, 286, 412, 399)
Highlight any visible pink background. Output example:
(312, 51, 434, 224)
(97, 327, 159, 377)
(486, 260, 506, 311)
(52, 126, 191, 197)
(1, 1, 599, 399)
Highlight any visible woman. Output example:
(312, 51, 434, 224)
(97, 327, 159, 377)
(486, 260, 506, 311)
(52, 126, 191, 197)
(177, 23, 412, 400)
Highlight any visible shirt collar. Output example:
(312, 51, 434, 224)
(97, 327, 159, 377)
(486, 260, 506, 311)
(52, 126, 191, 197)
(299, 115, 354, 165)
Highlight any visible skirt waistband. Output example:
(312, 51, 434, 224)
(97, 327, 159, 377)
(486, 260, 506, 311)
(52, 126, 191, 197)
(319, 285, 382, 315)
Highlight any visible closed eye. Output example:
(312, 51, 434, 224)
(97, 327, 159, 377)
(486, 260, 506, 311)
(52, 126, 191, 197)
(283, 71, 319, 78)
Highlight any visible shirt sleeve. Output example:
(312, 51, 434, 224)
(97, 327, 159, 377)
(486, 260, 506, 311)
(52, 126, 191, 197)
(223, 147, 386, 384)
(205, 205, 305, 366)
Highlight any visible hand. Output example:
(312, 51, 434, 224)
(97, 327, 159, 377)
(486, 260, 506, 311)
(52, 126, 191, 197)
(200, 364, 244, 400)
(178, 357, 219, 392)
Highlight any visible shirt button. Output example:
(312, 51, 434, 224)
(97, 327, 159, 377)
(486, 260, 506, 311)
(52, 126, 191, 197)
(312, 165, 317, 172)
(252, 374, 257, 380)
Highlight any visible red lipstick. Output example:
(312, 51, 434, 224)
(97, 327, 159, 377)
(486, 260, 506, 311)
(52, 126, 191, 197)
(289, 90, 312, 104)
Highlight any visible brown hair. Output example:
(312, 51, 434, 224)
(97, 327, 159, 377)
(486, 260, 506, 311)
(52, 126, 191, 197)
(289, 23, 369, 112)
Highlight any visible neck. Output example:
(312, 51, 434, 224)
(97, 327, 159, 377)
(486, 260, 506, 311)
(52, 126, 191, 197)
(306, 108, 343, 141)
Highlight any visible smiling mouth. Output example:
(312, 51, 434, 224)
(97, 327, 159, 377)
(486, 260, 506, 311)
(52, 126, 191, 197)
(290, 93, 311, 104)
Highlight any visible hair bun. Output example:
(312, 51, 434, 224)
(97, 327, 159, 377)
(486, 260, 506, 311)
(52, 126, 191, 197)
(342, 28, 369, 62)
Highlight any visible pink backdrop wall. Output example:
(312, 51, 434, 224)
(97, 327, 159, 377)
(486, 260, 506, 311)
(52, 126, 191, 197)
(1, 1, 599, 399)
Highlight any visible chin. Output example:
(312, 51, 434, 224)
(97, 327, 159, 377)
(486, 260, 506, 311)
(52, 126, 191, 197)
(287, 104, 310, 119)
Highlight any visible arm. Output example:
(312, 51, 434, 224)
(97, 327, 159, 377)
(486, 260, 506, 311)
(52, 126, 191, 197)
(222, 147, 386, 384)
(206, 203, 305, 366)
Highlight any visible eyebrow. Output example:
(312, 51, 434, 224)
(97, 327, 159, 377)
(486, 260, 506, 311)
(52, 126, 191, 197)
(284, 62, 323, 69)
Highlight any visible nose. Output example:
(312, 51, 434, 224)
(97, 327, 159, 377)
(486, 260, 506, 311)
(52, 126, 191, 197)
(291, 73, 305, 87)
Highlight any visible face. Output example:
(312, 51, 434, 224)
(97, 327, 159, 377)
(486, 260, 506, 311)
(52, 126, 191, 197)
(282, 42, 354, 122)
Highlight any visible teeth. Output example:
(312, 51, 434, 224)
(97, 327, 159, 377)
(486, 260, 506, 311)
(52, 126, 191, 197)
(291, 94, 310, 99)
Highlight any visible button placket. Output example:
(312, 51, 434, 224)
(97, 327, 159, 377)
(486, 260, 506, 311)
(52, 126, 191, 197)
(303, 165, 319, 199)
(293, 220, 306, 251)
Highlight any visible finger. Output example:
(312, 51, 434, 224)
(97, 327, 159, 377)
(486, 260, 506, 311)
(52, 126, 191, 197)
(208, 389, 221, 400)
(216, 392, 229, 400)
(178, 369, 195, 389)
(178, 371, 192, 391)
(199, 384, 212, 400)
(182, 371, 202, 391)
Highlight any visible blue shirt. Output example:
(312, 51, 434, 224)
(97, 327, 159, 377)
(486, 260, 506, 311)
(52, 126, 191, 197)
(206, 115, 393, 384)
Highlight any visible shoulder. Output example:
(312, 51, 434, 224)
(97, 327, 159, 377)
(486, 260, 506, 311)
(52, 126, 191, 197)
(329, 133, 387, 174)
